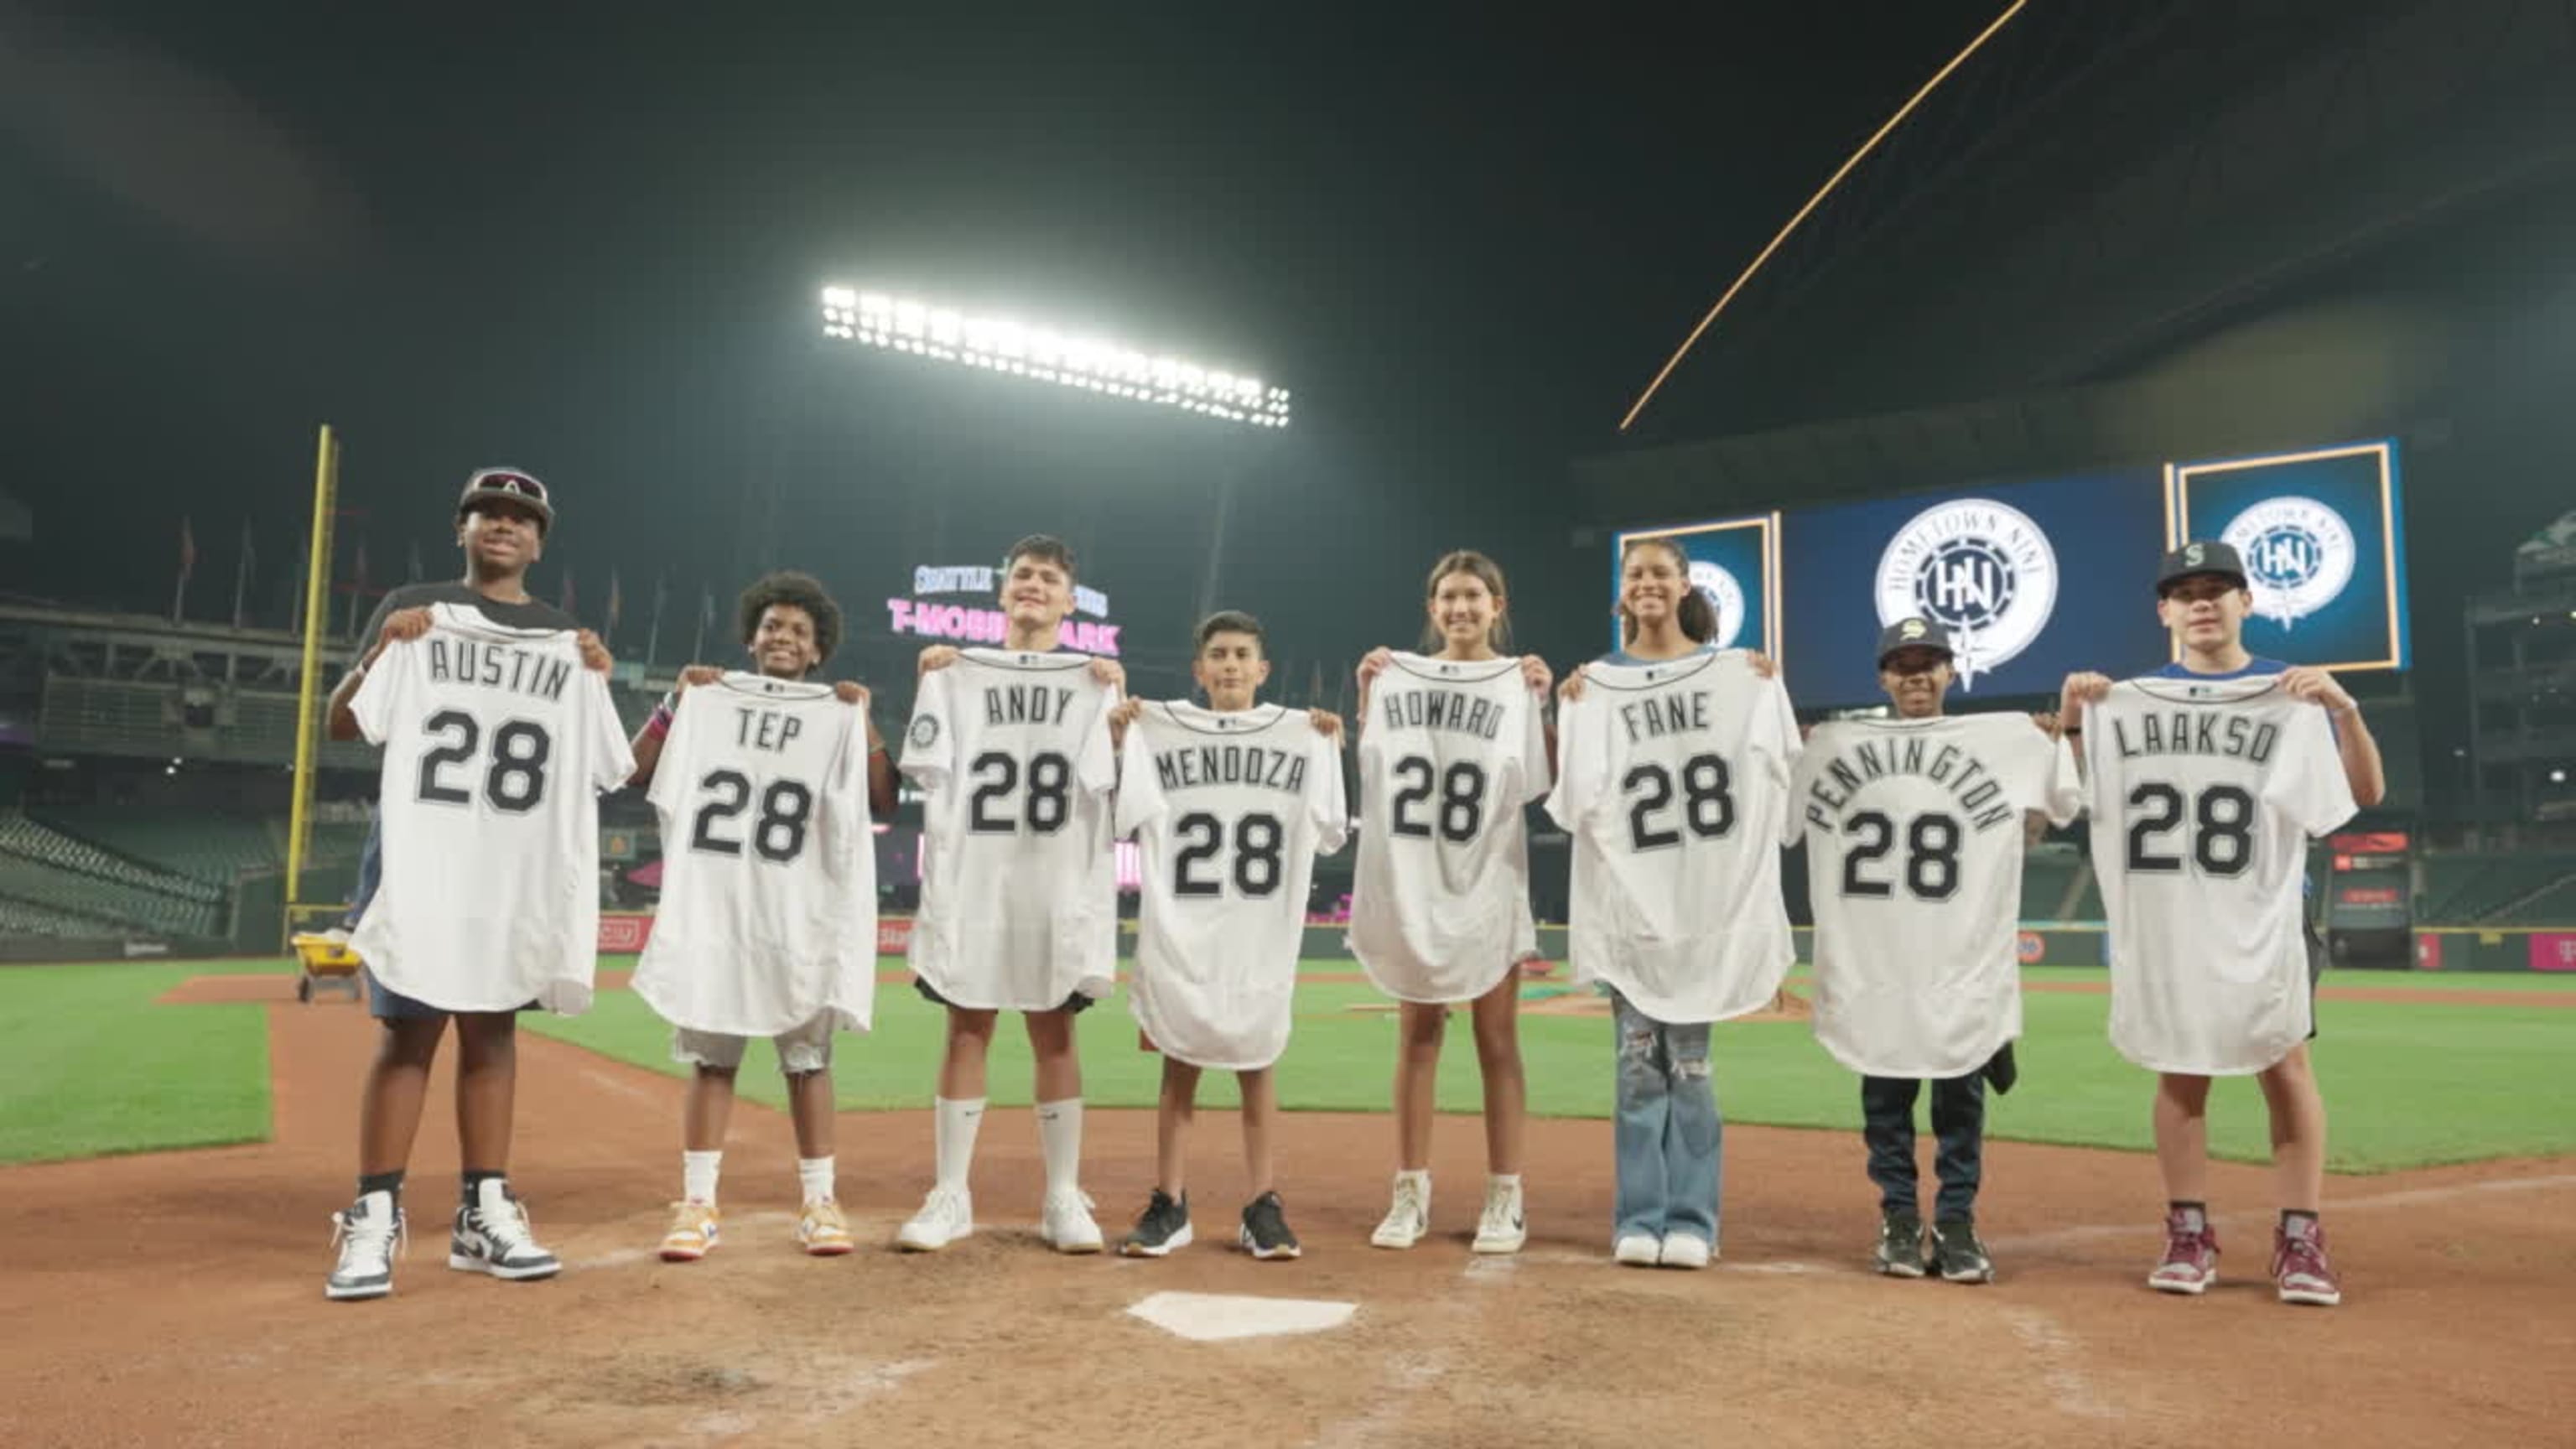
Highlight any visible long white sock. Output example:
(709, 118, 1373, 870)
(797, 1156, 835, 1207)
(933, 1097, 985, 1192)
(682, 1150, 721, 1206)
(1036, 1098, 1083, 1197)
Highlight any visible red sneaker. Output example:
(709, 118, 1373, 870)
(2272, 1218, 2342, 1306)
(2148, 1210, 2218, 1295)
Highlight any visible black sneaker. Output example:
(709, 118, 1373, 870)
(1120, 1189, 1192, 1258)
(1873, 1210, 1928, 1279)
(1239, 1191, 1301, 1261)
(1930, 1218, 1994, 1284)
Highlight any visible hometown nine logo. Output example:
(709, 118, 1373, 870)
(1874, 498, 2059, 692)
(2220, 496, 2356, 630)
(1686, 559, 1748, 650)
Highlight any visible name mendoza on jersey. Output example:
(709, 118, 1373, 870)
(1153, 743, 1309, 795)
(1802, 735, 2018, 833)
(1378, 687, 1504, 740)
(426, 638, 573, 702)
(2111, 710, 2280, 763)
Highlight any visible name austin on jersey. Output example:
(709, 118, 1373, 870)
(1801, 736, 2018, 833)
(2109, 709, 2280, 763)
(1378, 687, 1504, 739)
(1152, 742, 1310, 795)
(424, 637, 572, 702)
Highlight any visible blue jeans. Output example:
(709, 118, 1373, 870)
(344, 819, 384, 927)
(1611, 989, 1722, 1247)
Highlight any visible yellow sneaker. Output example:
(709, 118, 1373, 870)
(660, 1200, 719, 1262)
(798, 1198, 855, 1257)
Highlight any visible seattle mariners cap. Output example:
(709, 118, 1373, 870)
(1876, 615, 1954, 667)
(457, 467, 553, 536)
(2157, 539, 2246, 595)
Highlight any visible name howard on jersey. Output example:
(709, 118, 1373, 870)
(1801, 736, 2018, 833)
(425, 638, 573, 702)
(1378, 687, 1505, 739)
(1616, 689, 1715, 744)
(2111, 709, 2280, 763)
(1152, 743, 1310, 795)
(984, 683, 1080, 726)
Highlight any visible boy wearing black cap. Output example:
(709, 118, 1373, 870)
(1790, 617, 2075, 1283)
(319, 467, 614, 1301)
(2057, 540, 2385, 1307)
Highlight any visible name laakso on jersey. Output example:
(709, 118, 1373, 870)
(1153, 743, 1310, 795)
(1378, 687, 1504, 739)
(985, 683, 1080, 725)
(1800, 735, 2020, 833)
(2111, 711, 2280, 762)
(424, 637, 573, 702)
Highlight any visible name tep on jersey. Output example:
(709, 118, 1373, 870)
(1800, 734, 2021, 834)
(425, 636, 572, 703)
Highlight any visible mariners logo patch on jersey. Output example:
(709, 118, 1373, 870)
(1686, 558, 1748, 649)
(2220, 496, 2355, 629)
(1873, 498, 2058, 692)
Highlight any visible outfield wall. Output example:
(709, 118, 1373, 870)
(2414, 928, 2576, 973)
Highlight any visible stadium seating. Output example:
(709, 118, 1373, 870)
(0, 813, 220, 903)
(2418, 853, 2576, 924)
(0, 895, 126, 937)
(2493, 875, 2576, 926)
(0, 853, 218, 936)
(34, 808, 278, 890)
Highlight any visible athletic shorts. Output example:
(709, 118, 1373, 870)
(911, 977, 1096, 1015)
(672, 1013, 838, 1075)
(364, 969, 535, 1022)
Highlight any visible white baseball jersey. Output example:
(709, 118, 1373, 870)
(901, 648, 1119, 1010)
(632, 673, 878, 1037)
(1547, 653, 1800, 1024)
(348, 604, 633, 1013)
(1790, 714, 2080, 1077)
(2081, 676, 2355, 1074)
(1348, 653, 1549, 1003)
(1117, 703, 1349, 1070)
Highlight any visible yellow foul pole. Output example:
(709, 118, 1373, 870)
(284, 425, 340, 912)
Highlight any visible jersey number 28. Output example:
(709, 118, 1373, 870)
(415, 710, 549, 813)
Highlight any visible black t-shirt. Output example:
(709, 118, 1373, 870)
(357, 582, 581, 657)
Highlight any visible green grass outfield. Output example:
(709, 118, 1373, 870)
(3, 956, 2571, 1171)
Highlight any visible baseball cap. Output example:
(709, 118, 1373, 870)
(1876, 615, 1954, 667)
(2157, 539, 2246, 594)
(456, 467, 553, 535)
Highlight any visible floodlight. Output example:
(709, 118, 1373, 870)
(819, 286, 1294, 430)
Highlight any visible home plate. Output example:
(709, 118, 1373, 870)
(1126, 1291, 1358, 1343)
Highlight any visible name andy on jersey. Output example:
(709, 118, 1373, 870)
(1379, 688, 1504, 740)
(2111, 709, 2280, 763)
(1153, 743, 1308, 795)
(425, 638, 572, 701)
(1803, 737, 2017, 833)
(984, 685, 1081, 727)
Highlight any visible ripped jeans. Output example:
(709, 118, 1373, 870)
(1611, 988, 1722, 1247)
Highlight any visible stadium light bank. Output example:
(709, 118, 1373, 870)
(818, 287, 1291, 430)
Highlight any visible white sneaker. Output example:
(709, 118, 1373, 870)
(1040, 1189, 1104, 1254)
(1471, 1177, 1526, 1255)
(896, 1186, 974, 1252)
(1613, 1233, 1660, 1267)
(1370, 1171, 1431, 1249)
(448, 1179, 560, 1280)
(1659, 1233, 1712, 1270)
(325, 1189, 404, 1301)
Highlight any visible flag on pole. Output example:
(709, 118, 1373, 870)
(231, 518, 256, 628)
(172, 517, 197, 621)
(559, 569, 576, 620)
(644, 574, 668, 666)
(688, 585, 714, 663)
(348, 538, 371, 640)
(405, 538, 424, 584)
(605, 570, 624, 644)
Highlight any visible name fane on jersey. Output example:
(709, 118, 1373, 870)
(2110, 709, 2280, 763)
(424, 636, 572, 702)
(1802, 735, 2019, 833)
(1152, 741, 1309, 796)
(1378, 686, 1504, 740)
(1616, 688, 1716, 745)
